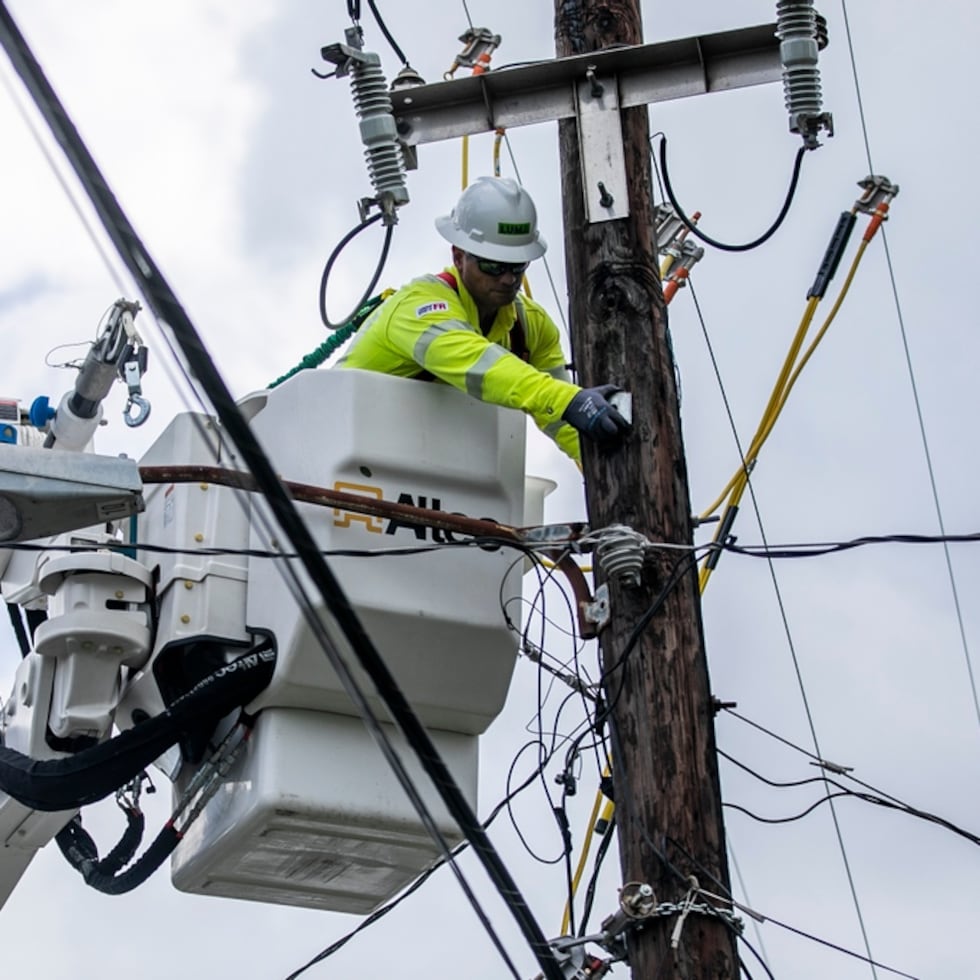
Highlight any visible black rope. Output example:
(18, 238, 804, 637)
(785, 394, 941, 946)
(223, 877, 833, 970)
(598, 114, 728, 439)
(657, 134, 807, 252)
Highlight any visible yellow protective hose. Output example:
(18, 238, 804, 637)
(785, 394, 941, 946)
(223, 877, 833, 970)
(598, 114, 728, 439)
(559, 785, 606, 936)
(698, 235, 874, 594)
(699, 294, 820, 522)
(763, 239, 869, 440)
(558, 758, 616, 937)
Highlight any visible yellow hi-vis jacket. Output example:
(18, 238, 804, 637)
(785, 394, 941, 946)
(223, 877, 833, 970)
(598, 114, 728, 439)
(337, 269, 582, 462)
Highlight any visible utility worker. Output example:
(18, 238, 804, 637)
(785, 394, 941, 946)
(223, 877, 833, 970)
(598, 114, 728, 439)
(337, 176, 629, 463)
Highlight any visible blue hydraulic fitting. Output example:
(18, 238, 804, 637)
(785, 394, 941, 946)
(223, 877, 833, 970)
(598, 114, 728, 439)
(29, 395, 56, 429)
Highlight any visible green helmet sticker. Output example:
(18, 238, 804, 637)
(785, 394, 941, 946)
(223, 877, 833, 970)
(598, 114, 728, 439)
(498, 221, 531, 236)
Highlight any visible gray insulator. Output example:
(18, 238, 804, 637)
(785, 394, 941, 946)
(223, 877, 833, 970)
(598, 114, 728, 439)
(775, 0, 828, 143)
(350, 56, 409, 208)
(594, 525, 647, 588)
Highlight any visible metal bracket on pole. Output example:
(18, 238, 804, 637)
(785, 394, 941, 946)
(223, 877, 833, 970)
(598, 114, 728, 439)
(391, 24, 784, 151)
(576, 67, 629, 224)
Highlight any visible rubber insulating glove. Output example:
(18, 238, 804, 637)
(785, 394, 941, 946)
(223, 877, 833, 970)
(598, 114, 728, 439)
(562, 384, 630, 446)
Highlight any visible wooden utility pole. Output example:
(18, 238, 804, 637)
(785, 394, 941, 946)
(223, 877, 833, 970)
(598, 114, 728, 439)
(554, 2, 737, 977)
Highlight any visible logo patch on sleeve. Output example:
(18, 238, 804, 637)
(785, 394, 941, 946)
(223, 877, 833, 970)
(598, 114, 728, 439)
(416, 301, 449, 317)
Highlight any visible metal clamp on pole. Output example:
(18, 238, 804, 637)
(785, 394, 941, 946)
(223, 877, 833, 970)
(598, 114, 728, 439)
(663, 239, 705, 303)
(853, 174, 899, 214)
(575, 64, 628, 224)
(531, 882, 660, 978)
(443, 26, 501, 78)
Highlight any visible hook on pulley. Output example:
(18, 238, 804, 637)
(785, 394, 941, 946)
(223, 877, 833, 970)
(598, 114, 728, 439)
(123, 393, 150, 428)
(120, 349, 150, 427)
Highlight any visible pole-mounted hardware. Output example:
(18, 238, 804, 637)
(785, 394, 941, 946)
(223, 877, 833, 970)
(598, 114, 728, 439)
(776, 1, 834, 148)
(576, 63, 628, 225)
(531, 882, 662, 978)
(321, 28, 410, 225)
(444, 27, 501, 79)
(853, 174, 899, 214)
(593, 524, 648, 588)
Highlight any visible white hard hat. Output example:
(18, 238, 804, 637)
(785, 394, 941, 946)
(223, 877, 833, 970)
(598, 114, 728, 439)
(435, 176, 547, 262)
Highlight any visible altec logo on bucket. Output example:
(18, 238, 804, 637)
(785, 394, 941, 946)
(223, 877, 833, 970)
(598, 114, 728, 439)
(331, 481, 483, 542)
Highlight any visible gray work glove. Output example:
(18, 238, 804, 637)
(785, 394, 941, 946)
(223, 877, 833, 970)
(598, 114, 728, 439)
(562, 384, 630, 447)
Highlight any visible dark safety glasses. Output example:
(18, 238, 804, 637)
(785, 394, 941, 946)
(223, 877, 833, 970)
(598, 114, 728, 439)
(468, 253, 529, 278)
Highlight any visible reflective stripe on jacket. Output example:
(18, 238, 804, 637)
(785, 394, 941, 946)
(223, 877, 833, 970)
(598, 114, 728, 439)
(337, 268, 581, 461)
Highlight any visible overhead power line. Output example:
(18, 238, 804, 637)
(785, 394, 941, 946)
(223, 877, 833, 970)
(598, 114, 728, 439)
(840, 0, 980, 737)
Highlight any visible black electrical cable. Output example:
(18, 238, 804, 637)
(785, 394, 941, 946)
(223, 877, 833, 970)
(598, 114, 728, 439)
(656, 134, 807, 252)
(12, 526, 980, 566)
(365, 0, 410, 68)
(1, 536, 495, 561)
(762, 913, 920, 980)
(738, 935, 777, 980)
(505, 740, 552, 860)
(318, 212, 393, 329)
(504, 547, 602, 873)
(725, 705, 980, 841)
(596, 550, 702, 728)
(521, 549, 601, 902)
(499, 549, 548, 636)
(719, 749, 833, 790)
(733, 934, 777, 980)
(0, 645, 274, 811)
(0, 12, 562, 977)
(576, 812, 616, 938)
(724, 793, 853, 826)
(729, 783, 980, 846)
(504, 737, 570, 866)
(722, 529, 980, 560)
(558, 788, 576, 935)
(655, 827, 919, 980)
(719, 749, 980, 847)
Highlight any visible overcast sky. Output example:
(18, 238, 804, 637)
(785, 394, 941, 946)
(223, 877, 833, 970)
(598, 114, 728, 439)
(0, 2, 977, 978)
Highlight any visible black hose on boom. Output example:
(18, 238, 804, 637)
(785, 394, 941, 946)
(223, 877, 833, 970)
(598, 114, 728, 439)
(0, 644, 275, 812)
